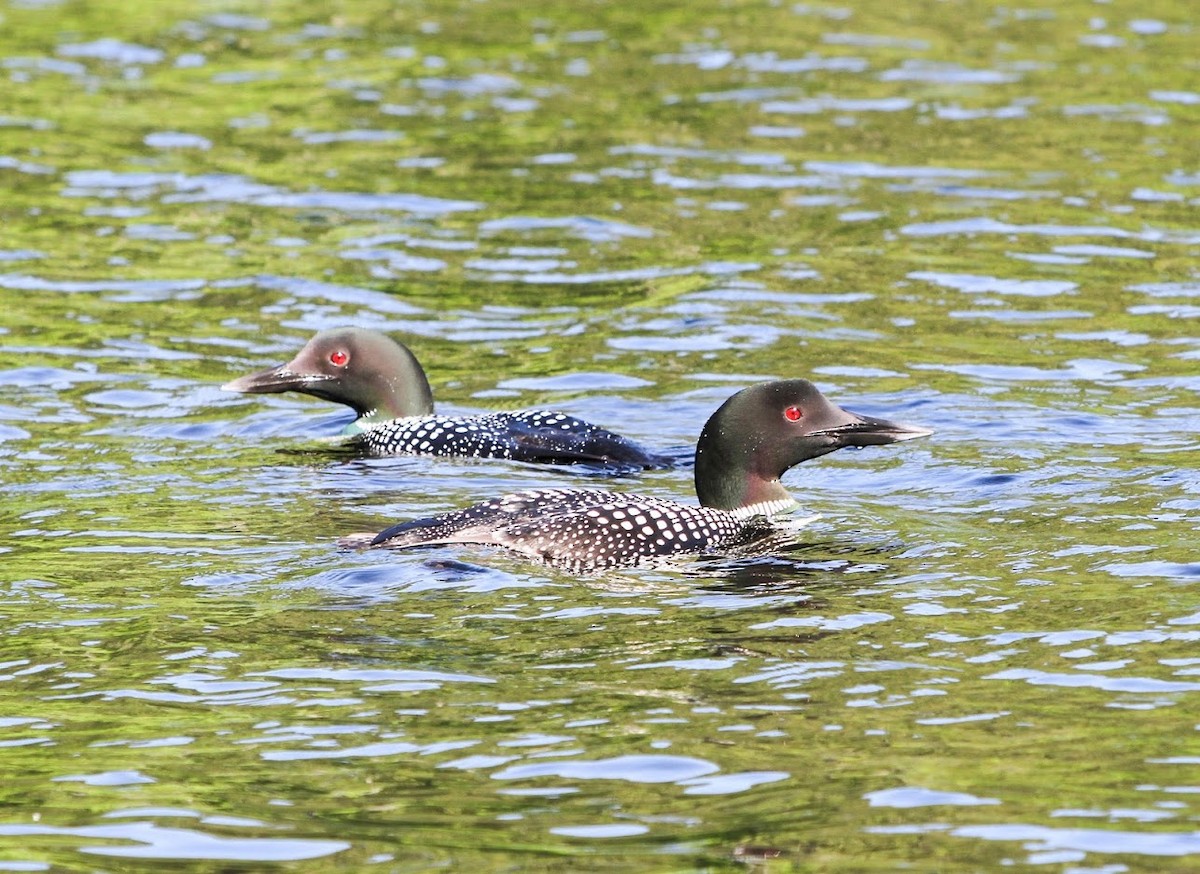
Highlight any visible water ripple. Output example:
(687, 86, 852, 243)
(57, 39, 163, 66)
(985, 668, 1200, 694)
(62, 170, 481, 216)
(494, 753, 719, 785)
(866, 787, 1001, 808)
(479, 215, 654, 242)
(0, 821, 347, 861)
(902, 217, 1200, 243)
(879, 62, 1020, 84)
(909, 271, 1077, 297)
(950, 823, 1200, 859)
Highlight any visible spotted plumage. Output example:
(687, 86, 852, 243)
(353, 410, 652, 465)
(341, 379, 932, 571)
(223, 327, 667, 469)
(343, 488, 779, 571)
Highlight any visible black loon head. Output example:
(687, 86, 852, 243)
(222, 328, 435, 421)
(694, 379, 932, 512)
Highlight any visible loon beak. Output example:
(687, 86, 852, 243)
(222, 364, 333, 395)
(817, 410, 933, 448)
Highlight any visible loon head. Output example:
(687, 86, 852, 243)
(222, 328, 435, 421)
(693, 379, 932, 512)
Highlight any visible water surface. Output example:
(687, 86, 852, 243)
(1, 0, 1198, 870)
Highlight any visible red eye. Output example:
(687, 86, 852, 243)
(329, 350, 349, 366)
(784, 405, 803, 422)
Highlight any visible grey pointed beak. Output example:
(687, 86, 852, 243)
(222, 364, 332, 395)
(818, 411, 933, 448)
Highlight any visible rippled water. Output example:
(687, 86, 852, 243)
(2, 0, 1199, 870)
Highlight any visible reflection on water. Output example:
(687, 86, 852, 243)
(2, 0, 1199, 869)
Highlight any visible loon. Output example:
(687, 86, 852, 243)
(223, 328, 667, 469)
(339, 379, 931, 571)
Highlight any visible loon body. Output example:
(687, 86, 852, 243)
(223, 328, 666, 469)
(340, 379, 931, 571)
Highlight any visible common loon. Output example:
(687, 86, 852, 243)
(339, 379, 931, 570)
(223, 328, 668, 469)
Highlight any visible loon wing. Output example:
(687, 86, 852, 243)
(500, 411, 670, 469)
(342, 492, 755, 571)
(340, 489, 618, 551)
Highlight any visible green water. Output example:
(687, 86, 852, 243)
(1, 0, 1198, 870)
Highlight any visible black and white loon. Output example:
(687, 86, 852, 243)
(339, 379, 931, 570)
(223, 328, 667, 469)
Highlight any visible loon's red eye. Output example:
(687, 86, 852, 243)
(329, 350, 349, 366)
(784, 405, 803, 422)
